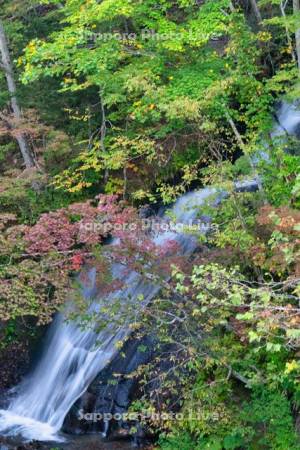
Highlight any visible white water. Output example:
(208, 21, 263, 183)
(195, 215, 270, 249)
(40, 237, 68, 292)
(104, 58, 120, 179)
(272, 100, 300, 137)
(1, 99, 299, 443)
(252, 101, 300, 164)
(0, 187, 217, 442)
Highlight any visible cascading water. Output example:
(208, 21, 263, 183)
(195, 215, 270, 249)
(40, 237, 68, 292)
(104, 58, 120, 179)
(0, 187, 217, 442)
(0, 100, 298, 444)
(272, 100, 300, 137)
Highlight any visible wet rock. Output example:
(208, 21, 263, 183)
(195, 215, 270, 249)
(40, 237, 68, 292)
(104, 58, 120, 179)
(0, 437, 47, 450)
(0, 319, 48, 394)
(63, 334, 155, 439)
(132, 423, 148, 448)
(0, 444, 9, 450)
(138, 205, 155, 219)
(234, 179, 259, 193)
(63, 391, 96, 435)
(0, 340, 30, 393)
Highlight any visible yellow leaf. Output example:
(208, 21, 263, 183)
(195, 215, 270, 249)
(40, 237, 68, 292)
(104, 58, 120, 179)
(285, 360, 299, 374)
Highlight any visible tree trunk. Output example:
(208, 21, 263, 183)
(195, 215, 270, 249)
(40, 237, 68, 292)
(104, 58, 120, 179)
(229, 1, 235, 13)
(249, 0, 262, 24)
(293, 0, 300, 74)
(224, 110, 265, 200)
(280, 1, 296, 63)
(0, 19, 35, 168)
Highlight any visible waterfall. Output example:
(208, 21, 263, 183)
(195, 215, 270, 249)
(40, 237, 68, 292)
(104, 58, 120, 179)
(0, 187, 217, 442)
(1, 98, 299, 443)
(272, 100, 300, 137)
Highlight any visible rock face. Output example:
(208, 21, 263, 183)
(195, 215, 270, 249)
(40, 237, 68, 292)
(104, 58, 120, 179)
(138, 205, 156, 219)
(0, 319, 46, 398)
(63, 334, 156, 439)
(0, 340, 29, 396)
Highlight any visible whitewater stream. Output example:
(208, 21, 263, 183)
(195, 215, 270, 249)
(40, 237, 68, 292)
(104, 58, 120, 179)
(0, 100, 298, 445)
(0, 187, 217, 442)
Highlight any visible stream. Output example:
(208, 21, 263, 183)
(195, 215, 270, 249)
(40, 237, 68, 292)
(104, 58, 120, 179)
(0, 101, 298, 449)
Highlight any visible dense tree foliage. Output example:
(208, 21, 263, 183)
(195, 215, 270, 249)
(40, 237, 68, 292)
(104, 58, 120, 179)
(0, 0, 299, 448)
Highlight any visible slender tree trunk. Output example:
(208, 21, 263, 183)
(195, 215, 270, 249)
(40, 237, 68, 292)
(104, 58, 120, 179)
(224, 110, 265, 199)
(280, 1, 296, 63)
(99, 92, 109, 184)
(293, 0, 300, 74)
(249, 0, 262, 24)
(123, 166, 127, 200)
(0, 19, 35, 168)
(229, 1, 235, 13)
